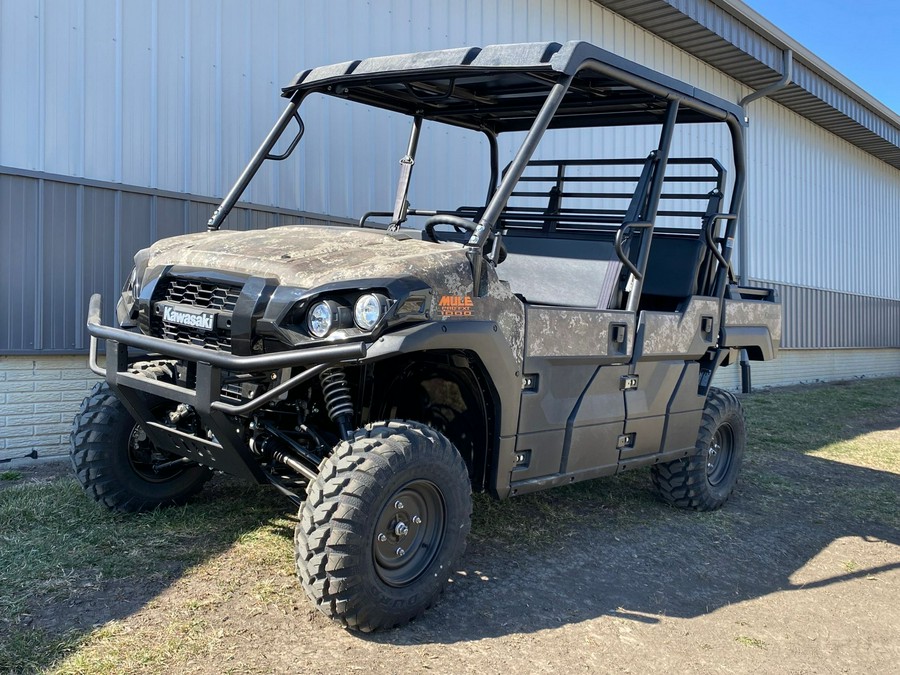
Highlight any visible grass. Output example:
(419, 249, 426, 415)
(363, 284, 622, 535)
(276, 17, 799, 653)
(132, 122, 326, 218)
(0, 471, 23, 481)
(1, 377, 898, 673)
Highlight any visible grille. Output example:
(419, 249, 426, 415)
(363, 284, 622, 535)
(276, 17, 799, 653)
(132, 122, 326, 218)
(150, 277, 243, 352)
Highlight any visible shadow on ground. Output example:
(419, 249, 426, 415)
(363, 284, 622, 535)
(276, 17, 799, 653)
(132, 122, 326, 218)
(371, 450, 898, 646)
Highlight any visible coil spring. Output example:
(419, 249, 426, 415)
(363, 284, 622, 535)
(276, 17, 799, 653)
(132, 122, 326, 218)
(319, 367, 354, 422)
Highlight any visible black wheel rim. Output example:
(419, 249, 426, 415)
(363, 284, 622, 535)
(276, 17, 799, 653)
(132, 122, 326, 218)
(706, 424, 734, 486)
(126, 422, 186, 483)
(372, 479, 446, 587)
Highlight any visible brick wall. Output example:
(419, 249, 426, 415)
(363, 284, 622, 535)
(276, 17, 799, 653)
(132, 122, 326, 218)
(0, 355, 99, 462)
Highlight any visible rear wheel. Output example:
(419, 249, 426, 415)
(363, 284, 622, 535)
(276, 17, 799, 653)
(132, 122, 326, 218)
(651, 388, 745, 511)
(70, 363, 212, 513)
(294, 421, 471, 632)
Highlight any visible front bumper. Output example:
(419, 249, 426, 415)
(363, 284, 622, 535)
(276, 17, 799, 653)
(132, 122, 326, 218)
(85, 293, 367, 483)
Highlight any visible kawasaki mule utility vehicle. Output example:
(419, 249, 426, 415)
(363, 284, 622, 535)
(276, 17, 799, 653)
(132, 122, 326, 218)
(73, 41, 781, 631)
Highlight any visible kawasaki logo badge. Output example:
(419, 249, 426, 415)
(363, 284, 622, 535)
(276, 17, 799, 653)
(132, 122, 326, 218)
(161, 304, 216, 331)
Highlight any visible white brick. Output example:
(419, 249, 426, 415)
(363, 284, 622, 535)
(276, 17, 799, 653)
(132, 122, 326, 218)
(2, 403, 34, 415)
(0, 357, 36, 371)
(8, 392, 62, 404)
(33, 402, 70, 414)
(60, 369, 92, 380)
(35, 358, 87, 370)
(1, 425, 35, 438)
(62, 390, 92, 402)
(2, 381, 36, 393)
(35, 422, 72, 436)
(12, 413, 62, 426)
(54, 380, 94, 392)
(6, 370, 60, 381)
(5, 435, 63, 449)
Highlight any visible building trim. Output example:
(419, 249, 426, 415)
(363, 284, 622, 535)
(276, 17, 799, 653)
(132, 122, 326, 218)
(595, 0, 900, 169)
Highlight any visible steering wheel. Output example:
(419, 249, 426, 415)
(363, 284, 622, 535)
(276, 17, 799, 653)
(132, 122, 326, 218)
(424, 214, 507, 263)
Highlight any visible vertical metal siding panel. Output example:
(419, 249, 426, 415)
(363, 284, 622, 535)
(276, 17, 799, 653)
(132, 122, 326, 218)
(748, 96, 900, 302)
(156, 196, 188, 239)
(118, 193, 153, 297)
(81, 186, 118, 333)
(41, 182, 79, 349)
(0, 1, 42, 170)
(83, 0, 117, 182)
(120, 0, 153, 187)
(0, 175, 40, 350)
(188, 200, 213, 233)
(274, 0, 302, 214)
(156, 0, 187, 192)
(220, 0, 250, 203)
(188, 1, 218, 198)
(41, 0, 83, 176)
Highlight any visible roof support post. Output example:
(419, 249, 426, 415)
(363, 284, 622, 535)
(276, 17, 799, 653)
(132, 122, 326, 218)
(466, 75, 573, 294)
(207, 90, 306, 231)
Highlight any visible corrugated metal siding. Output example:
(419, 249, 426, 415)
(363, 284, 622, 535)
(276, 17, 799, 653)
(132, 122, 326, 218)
(0, 168, 348, 353)
(1, 0, 898, 356)
(747, 97, 900, 301)
(1, 0, 748, 216)
(750, 280, 900, 350)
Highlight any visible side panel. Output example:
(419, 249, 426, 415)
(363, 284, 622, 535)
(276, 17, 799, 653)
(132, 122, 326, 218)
(564, 366, 628, 474)
(722, 298, 783, 359)
(511, 306, 634, 486)
(622, 360, 685, 460)
(634, 298, 720, 361)
(622, 297, 716, 464)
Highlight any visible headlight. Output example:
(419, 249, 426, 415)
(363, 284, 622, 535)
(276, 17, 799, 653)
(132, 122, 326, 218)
(354, 294, 383, 331)
(307, 301, 334, 337)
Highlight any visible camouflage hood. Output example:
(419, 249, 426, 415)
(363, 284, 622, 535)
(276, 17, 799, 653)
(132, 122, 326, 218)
(144, 224, 471, 290)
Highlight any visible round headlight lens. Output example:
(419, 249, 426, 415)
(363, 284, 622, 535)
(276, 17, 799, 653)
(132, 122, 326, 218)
(354, 294, 382, 331)
(307, 301, 334, 338)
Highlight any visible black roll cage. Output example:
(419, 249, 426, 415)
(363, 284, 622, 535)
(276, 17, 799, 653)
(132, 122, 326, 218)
(206, 41, 747, 303)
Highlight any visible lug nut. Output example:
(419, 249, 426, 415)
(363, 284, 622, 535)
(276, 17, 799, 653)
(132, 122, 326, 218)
(394, 500, 404, 510)
(396, 547, 406, 557)
(412, 515, 422, 524)
(377, 533, 387, 542)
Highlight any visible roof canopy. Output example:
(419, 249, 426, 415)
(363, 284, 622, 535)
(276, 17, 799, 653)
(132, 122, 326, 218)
(283, 41, 746, 133)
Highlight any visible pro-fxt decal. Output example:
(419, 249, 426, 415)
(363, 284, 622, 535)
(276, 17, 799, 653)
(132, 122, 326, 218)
(437, 295, 474, 317)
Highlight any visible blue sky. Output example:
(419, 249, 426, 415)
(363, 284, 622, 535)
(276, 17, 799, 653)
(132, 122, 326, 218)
(745, 0, 900, 115)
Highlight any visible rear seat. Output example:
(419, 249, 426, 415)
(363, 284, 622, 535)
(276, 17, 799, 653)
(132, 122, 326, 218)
(496, 234, 623, 309)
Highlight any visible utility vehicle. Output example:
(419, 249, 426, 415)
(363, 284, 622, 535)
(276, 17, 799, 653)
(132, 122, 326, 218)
(73, 41, 781, 631)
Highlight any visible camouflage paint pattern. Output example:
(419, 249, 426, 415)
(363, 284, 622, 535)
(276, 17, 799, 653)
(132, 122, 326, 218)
(724, 299, 783, 343)
(142, 224, 525, 366)
(637, 297, 720, 359)
(525, 307, 634, 359)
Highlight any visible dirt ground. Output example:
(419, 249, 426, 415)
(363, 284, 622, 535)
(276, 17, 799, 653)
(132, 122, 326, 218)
(7, 456, 898, 674)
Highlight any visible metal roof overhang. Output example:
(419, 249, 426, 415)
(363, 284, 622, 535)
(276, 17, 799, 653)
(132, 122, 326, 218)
(595, 0, 900, 170)
(282, 41, 745, 133)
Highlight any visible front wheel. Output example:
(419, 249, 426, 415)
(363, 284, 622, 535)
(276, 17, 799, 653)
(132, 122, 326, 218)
(651, 388, 746, 511)
(294, 421, 471, 632)
(70, 366, 212, 513)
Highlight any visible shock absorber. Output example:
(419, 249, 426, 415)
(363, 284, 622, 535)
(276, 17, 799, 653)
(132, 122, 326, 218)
(319, 367, 354, 441)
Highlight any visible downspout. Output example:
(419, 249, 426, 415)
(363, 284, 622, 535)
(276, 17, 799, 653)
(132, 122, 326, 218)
(737, 48, 793, 393)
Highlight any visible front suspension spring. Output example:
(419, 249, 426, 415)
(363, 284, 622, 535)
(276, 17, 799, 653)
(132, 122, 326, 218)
(320, 367, 354, 439)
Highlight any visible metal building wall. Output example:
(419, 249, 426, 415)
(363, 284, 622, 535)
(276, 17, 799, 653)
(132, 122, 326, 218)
(1, 0, 898, 358)
(747, 97, 900, 301)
